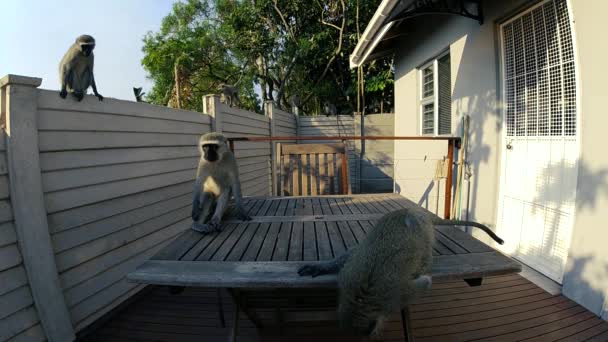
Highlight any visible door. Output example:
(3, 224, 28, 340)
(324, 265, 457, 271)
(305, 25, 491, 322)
(496, 0, 579, 283)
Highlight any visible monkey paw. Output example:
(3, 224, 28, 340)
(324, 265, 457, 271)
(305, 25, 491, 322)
(191, 222, 215, 233)
(59, 90, 68, 99)
(297, 264, 325, 277)
(96, 94, 104, 101)
(237, 212, 252, 221)
(208, 217, 222, 232)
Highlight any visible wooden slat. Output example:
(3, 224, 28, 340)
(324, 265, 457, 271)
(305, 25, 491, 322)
(128, 252, 521, 288)
(302, 222, 317, 261)
(310, 155, 318, 196)
(301, 154, 309, 196)
(287, 221, 303, 261)
(327, 154, 334, 194)
(272, 222, 292, 261)
(326, 221, 345, 257)
(282, 155, 289, 196)
(292, 155, 300, 196)
(282, 143, 345, 155)
(319, 154, 326, 195)
(257, 222, 281, 261)
(314, 222, 332, 261)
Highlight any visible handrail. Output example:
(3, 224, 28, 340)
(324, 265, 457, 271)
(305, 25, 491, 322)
(227, 136, 461, 219)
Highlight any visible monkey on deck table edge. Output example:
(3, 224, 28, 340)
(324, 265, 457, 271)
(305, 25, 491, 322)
(298, 207, 504, 340)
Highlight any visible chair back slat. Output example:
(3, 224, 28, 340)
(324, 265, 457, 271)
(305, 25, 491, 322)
(278, 143, 349, 196)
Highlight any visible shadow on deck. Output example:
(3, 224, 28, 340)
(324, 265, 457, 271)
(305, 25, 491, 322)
(78, 274, 608, 342)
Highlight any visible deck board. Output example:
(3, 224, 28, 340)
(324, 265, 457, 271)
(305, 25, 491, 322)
(79, 274, 608, 342)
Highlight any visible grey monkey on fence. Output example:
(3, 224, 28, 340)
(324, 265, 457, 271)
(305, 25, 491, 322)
(133, 87, 146, 102)
(59, 34, 103, 102)
(219, 83, 240, 107)
(297, 208, 504, 339)
(191, 132, 251, 233)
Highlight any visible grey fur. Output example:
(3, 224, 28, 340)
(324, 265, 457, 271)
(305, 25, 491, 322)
(298, 208, 434, 337)
(59, 34, 103, 102)
(191, 132, 251, 233)
(219, 83, 240, 107)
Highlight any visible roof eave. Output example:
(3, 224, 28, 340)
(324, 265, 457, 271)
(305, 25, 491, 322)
(349, 0, 403, 69)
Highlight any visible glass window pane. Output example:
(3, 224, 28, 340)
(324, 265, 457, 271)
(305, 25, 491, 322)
(423, 103, 434, 134)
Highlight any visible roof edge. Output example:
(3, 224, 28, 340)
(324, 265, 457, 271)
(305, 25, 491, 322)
(349, 0, 402, 69)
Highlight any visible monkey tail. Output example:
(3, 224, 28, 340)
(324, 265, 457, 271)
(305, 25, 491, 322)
(436, 220, 504, 245)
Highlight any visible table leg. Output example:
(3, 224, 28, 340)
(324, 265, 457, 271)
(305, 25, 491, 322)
(229, 294, 239, 342)
(227, 289, 265, 329)
(217, 288, 226, 328)
(401, 307, 413, 342)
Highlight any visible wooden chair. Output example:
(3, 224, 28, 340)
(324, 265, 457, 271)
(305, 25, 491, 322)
(276, 143, 350, 196)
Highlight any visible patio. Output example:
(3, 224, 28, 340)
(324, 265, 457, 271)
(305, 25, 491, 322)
(78, 273, 608, 341)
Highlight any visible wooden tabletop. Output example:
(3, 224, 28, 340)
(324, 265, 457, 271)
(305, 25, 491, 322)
(127, 193, 521, 288)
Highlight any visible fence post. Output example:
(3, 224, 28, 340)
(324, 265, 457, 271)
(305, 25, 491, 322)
(354, 113, 363, 194)
(265, 101, 277, 196)
(204, 94, 222, 132)
(0, 75, 75, 342)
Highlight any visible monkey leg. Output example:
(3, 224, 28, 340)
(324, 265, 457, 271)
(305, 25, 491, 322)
(73, 92, 84, 101)
(208, 190, 230, 232)
(297, 250, 352, 277)
(191, 192, 216, 233)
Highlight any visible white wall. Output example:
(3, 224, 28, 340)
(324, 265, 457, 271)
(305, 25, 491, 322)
(394, 0, 608, 319)
(562, 0, 608, 319)
(393, 1, 528, 227)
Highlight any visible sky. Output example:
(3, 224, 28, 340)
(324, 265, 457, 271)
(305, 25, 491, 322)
(0, 1, 178, 101)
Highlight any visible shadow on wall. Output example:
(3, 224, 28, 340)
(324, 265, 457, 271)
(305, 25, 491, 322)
(450, 32, 608, 316)
(358, 119, 395, 194)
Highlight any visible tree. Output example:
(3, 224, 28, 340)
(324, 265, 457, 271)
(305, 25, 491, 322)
(141, 0, 392, 115)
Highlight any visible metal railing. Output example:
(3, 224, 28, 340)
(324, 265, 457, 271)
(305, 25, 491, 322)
(227, 136, 462, 219)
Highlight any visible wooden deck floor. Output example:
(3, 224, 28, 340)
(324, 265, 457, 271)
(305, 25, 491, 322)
(78, 273, 608, 342)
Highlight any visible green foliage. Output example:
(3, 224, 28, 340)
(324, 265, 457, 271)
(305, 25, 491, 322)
(141, 0, 394, 114)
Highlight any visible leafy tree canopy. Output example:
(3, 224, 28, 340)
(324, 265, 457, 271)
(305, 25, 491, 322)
(142, 0, 394, 115)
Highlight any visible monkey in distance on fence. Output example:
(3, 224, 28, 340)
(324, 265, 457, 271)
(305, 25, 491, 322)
(191, 132, 251, 233)
(298, 208, 504, 339)
(58, 34, 103, 102)
(219, 83, 240, 107)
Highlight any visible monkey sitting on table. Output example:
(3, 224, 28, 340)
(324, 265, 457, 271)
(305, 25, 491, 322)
(298, 208, 504, 339)
(58, 34, 103, 102)
(191, 132, 251, 233)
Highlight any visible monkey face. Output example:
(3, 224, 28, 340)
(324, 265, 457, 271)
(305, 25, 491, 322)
(80, 44, 94, 57)
(202, 144, 220, 162)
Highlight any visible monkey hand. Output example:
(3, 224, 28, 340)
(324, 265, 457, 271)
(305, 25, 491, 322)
(59, 89, 68, 99)
(208, 217, 223, 232)
(95, 93, 104, 101)
(297, 264, 328, 277)
(237, 211, 252, 221)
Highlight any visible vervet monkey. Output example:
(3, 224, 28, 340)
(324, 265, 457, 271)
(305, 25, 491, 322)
(59, 34, 103, 101)
(323, 101, 337, 116)
(298, 208, 504, 338)
(219, 83, 240, 107)
(133, 87, 146, 102)
(191, 132, 251, 233)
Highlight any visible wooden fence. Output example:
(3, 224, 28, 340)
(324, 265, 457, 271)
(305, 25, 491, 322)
(0, 76, 284, 341)
(0, 74, 397, 341)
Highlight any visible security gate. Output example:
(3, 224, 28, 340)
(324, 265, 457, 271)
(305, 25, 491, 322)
(496, 0, 579, 283)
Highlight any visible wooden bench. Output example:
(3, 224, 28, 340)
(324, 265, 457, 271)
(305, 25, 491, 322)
(276, 143, 350, 196)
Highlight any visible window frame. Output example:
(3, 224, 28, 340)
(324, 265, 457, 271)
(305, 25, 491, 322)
(418, 51, 450, 136)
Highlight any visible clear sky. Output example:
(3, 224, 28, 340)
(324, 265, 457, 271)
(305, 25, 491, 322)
(0, 1, 178, 101)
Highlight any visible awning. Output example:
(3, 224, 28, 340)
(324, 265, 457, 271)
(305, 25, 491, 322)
(349, 0, 483, 69)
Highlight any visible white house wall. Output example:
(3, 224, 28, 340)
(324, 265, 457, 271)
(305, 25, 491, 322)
(393, 0, 529, 243)
(394, 0, 608, 319)
(563, 0, 608, 320)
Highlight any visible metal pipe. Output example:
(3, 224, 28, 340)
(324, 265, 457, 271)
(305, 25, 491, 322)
(444, 140, 454, 219)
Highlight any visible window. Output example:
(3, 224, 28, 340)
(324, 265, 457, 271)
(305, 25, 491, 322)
(419, 52, 451, 135)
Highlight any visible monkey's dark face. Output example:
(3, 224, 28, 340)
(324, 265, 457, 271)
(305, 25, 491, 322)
(202, 144, 220, 162)
(80, 44, 94, 57)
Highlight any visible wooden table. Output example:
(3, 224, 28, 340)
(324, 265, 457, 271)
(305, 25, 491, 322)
(127, 193, 521, 340)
